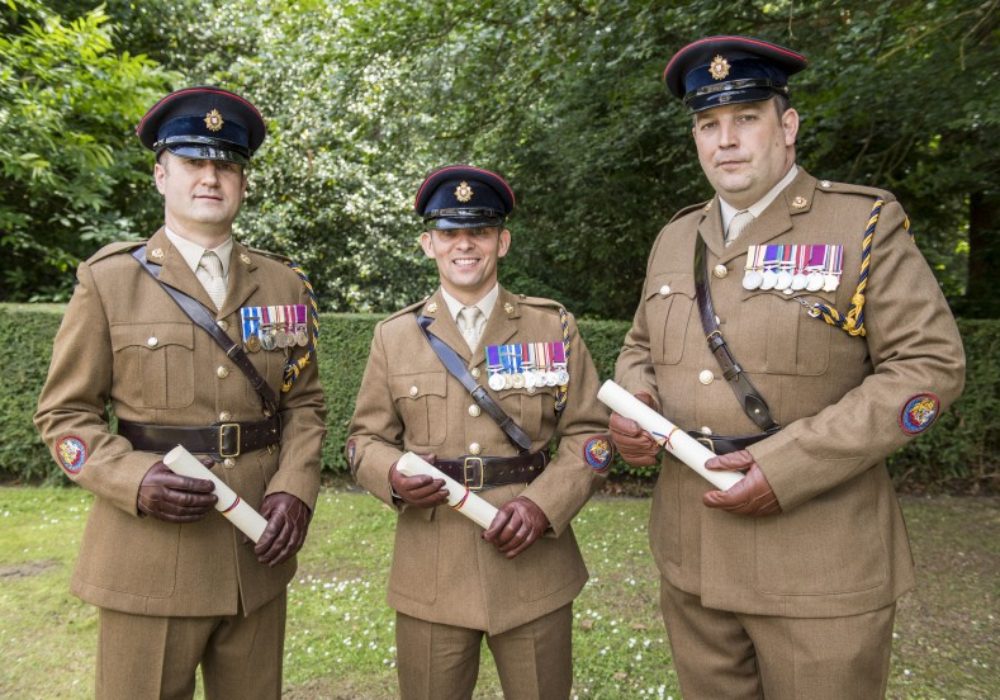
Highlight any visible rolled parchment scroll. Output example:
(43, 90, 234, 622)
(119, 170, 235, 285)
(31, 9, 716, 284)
(396, 452, 499, 529)
(163, 445, 269, 542)
(597, 380, 743, 491)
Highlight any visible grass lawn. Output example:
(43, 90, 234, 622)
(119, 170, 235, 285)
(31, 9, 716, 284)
(0, 486, 996, 699)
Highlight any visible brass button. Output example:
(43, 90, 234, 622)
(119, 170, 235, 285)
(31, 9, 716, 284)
(426, 302, 438, 313)
(700, 426, 713, 435)
(223, 458, 236, 468)
(659, 284, 671, 296)
(219, 411, 232, 422)
(217, 319, 229, 332)
(468, 442, 482, 456)
(698, 370, 714, 385)
(146, 336, 158, 347)
(713, 264, 728, 279)
(468, 405, 481, 417)
(409, 386, 419, 397)
(216, 366, 230, 379)
(470, 367, 481, 379)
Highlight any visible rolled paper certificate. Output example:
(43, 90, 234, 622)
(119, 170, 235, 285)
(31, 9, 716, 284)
(163, 445, 269, 543)
(396, 452, 499, 530)
(597, 380, 743, 491)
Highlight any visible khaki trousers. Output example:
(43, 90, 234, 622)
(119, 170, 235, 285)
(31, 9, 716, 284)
(660, 578, 895, 700)
(395, 603, 573, 700)
(96, 591, 286, 700)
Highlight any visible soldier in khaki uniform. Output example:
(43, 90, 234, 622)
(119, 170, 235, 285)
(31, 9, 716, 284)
(610, 37, 965, 699)
(34, 87, 326, 699)
(347, 165, 613, 699)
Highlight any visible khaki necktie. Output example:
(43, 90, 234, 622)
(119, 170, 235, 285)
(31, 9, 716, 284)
(727, 209, 755, 245)
(458, 306, 483, 351)
(197, 251, 227, 310)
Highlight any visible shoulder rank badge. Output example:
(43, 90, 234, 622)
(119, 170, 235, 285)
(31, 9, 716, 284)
(899, 393, 940, 435)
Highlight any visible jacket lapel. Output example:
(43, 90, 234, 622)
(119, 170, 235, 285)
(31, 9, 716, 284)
(218, 241, 259, 319)
(147, 228, 219, 311)
(421, 289, 471, 362)
(473, 287, 519, 369)
(697, 198, 726, 260)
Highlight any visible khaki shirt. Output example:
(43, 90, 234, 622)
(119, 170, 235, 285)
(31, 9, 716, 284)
(348, 286, 610, 634)
(616, 169, 965, 617)
(34, 227, 327, 617)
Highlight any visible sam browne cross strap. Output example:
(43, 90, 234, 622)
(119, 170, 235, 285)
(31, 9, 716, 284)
(692, 236, 780, 452)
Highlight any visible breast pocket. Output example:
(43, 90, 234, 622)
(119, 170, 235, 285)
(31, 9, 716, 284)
(644, 273, 695, 365)
(736, 290, 832, 376)
(389, 372, 448, 446)
(110, 322, 195, 408)
(496, 384, 556, 440)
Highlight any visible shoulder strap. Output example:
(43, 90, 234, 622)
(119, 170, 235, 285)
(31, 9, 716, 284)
(131, 246, 279, 416)
(416, 315, 532, 453)
(694, 237, 779, 432)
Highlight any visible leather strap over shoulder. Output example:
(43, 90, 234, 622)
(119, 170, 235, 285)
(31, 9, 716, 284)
(694, 237, 779, 432)
(416, 314, 532, 453)
(131, 246, 279, 416)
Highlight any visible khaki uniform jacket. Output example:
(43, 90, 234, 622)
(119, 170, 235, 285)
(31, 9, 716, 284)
(616, 169, 965, 618)
(35, 227, 327, 617)
(348, 286, 610, 635)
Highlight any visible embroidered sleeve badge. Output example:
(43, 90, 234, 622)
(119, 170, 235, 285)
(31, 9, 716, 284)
(899, 393, 941, 435)
(56, 436, 88, 475)
(583, 435, 614, 472)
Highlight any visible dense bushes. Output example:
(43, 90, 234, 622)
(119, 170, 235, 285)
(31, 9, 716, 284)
(3, 304, 995, 493)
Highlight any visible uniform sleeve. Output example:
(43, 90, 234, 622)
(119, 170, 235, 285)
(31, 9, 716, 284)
(520, 313, 613, 536)
(265, 281, 327, 510)
(33, 262, 158, 515)
(347, 322, 406, 506)
(749, 200, 966, 510)
(614, 233, 664, 403)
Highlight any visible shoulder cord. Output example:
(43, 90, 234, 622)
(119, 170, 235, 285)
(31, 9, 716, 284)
(554, 308, 570, 415)
(808, 198, 896, 337)
(281, 261, 320, 393)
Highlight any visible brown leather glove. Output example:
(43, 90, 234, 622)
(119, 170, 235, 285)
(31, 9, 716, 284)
(608, 391, 661, 467)
(255, 492, 312, 566)
(388, 453, 448, 508)
(137, 459, 217, 522)
(482, 496, 550, 559)
(702, 450, 781, 517)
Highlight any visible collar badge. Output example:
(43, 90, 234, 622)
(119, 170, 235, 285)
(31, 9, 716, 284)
(454, 181, 474, 203)
(204, 109, 225, 132)
(792, 196, 808, 209)
(709, 55, 731, 81)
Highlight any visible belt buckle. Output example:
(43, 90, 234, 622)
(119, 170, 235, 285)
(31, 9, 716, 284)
(219, 423, 241, 458)
(695, 436, 716, 454)
(463, 457, 484, 490)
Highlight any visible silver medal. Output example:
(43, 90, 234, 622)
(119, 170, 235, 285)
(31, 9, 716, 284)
(742, 270, 763, 290)
(488, 374, 505, 391)
(806, 273, 824, 292)
(760, 270, 778, 290)
(823, 274, 840, 292)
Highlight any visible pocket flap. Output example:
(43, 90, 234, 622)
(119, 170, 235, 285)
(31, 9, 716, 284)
(110, 322, 194, 351)
(644, 273, 695, 300)
(389, 372, 448, 400)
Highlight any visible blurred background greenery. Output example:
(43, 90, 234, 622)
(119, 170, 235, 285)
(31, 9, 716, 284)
(2, 0, 997, 318)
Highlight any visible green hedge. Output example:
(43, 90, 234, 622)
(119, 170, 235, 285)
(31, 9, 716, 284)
(3, 304, 996, 493)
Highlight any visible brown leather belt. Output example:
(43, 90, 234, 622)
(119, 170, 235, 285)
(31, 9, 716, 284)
(434, 451, 549, 490)
(118, 416, 281, 459)
(686, 429, 779, 455)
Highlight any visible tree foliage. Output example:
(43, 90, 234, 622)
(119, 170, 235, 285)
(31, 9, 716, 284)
(0, 0, 177, 300)
(2, 0, 997, 317)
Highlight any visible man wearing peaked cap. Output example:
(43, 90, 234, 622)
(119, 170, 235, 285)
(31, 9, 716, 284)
(35, 86, 326, 699)
(611, 36, 964, 698)
(348, 165, 613, 698)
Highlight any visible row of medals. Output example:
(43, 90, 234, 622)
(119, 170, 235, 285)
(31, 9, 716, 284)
(742, 244, 843, 293)
(245, 324, 309, 353)
(488, 368, 570, 392)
